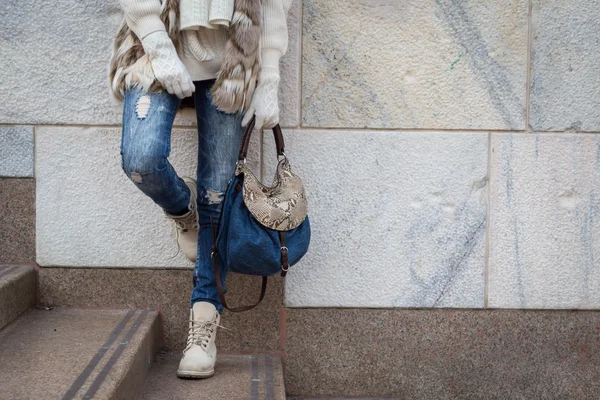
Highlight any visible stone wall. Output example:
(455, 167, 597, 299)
(2, 0, 600, 312)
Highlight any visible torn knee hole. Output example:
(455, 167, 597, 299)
(205, 189, 224, 205)
(135, 95, 151, 119)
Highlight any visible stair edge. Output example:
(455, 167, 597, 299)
(0, 265, 36, 330)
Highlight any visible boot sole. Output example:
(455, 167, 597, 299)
(177, 370, 215, 379)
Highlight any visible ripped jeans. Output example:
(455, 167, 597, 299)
(120, 79, 244, 313)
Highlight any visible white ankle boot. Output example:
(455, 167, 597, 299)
(177, 302, 220, 379)
(165, 177, 198, 262)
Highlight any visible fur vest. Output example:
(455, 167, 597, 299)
(109, 0, 262, 113)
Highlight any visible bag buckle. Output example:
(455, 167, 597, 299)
(281, 246, 289, 272)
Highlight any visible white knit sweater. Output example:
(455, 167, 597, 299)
(119, 0, 292, 81)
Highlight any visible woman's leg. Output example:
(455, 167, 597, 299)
(190, 79, 245, 313)
(120, 88, 191, 214)
(177, 79, 245, 379)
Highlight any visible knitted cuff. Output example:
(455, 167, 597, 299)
(134, 14, 167, 40)
(261, 48, 283, 71)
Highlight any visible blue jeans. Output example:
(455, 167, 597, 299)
(120, 79, 244, 313)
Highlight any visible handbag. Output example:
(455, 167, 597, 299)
(209, 115, 311, 312)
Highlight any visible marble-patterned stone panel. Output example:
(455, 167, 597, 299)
(530, 0, 600, 132)
(302, 0, 528, 130)
(489, 133, 600, 309)
(0, 126, 34, 177)
(264, 129, 488, 308)
(36, 127, 260, 267)
(278, 0, 302, 127)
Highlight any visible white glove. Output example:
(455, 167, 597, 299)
(242, 67, 281, 130)
(141, 31, 195, 99)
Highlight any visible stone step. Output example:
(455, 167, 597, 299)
(0, 308, 160, 400)
(142, 353, 286, 400)
(0, 264, 36, 330)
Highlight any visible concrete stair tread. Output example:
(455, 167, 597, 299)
(0, 307, 160, 400)
(142, 352, 285, 400)
(0, 264, 36, 330)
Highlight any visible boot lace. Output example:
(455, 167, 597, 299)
(173, 209, 199, 233)
(184, 317, 229, 353)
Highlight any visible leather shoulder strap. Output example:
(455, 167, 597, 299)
(213, 254, 268, 313)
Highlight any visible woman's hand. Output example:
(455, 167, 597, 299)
(242, 67, 281, 130)
(141, 31, 195, 99)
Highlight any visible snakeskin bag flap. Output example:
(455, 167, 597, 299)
(236, 136, 308, 231)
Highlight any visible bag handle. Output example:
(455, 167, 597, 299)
(209, 216, 268, 312)
(238, 115, 285, 161)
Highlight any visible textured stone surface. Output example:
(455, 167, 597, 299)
(0, 265, 36, 330)
(0, 308, 160, 400)
(39, 267, 283, 352)
(278, 0, 302, 127)
(142, 353, 285, 400)
(285, 308, 600, 398)
(264, 129, 488, 308)
(489, 133, 600, 309)
(530, 0, 600, 132)
(0, 179, 35, 263)
(301, 0, 528, 130)
(0, 1, 298, 127)
(0, 126, 34, 177)
(0, 1, 123, 125)
(35, 126, 259, 268)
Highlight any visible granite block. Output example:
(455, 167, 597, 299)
(489, 133, 600, 309)
(0, 308, 159, 399)
(38, 267, 283, 352)
(285, 308, 600, 398)
(0, 178, 35, 263)
(0, 126, 34, 177)
(35, 126, 259, 268)
(301, 0, 528, 130)
(0, 265, 36, 330)
(530, 0, 600, 132)
(264, 129, 488, 308)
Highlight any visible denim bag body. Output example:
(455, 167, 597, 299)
(210, 116, 311, 312)
(215, 173, 311, 276)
